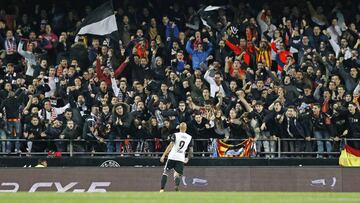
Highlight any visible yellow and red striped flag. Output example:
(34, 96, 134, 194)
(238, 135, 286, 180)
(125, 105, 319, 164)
(339, 145, 360, 167)
(217, 138, 256, 157)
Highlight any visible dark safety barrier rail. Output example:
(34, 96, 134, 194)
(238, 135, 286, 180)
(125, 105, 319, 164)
(0, 138, 357, 157)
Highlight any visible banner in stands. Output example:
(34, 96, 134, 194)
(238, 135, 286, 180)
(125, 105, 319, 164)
(0, 167, 359, 192)
(339, 145, 360, 166)
(216, 138, 256, 157)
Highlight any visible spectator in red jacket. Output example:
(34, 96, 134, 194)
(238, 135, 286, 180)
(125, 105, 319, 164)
(223, 34, 255, 66)
(96, 56, 130, 86)
(271, 38, 291, 72)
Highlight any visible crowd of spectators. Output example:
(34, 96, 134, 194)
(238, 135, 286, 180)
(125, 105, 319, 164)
(0, 0, 359, 157)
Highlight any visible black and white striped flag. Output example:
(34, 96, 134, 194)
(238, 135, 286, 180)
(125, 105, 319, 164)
(186, 5, 225, 31)
(75, 1, 118, 42)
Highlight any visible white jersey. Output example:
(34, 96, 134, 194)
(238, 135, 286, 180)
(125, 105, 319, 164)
(168, 132, 192, 162)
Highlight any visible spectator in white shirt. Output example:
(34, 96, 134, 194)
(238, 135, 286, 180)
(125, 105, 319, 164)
(204, 65, 225, 98)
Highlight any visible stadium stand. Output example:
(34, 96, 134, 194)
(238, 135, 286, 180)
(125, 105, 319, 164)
(0, 0, 359, 159)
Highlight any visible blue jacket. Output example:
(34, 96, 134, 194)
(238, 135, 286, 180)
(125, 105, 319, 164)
(166, 23, 179, 40)
(186, 40, 212, 70)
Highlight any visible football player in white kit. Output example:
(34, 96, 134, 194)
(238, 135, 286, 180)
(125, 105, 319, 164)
(160, 122, 193, 192)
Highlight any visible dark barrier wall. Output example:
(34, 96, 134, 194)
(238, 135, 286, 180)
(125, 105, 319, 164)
(0, 167, 359, 192)
(0, 157, 339, 167)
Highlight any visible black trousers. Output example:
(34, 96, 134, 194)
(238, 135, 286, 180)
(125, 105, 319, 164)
(282, 139, 313, 157)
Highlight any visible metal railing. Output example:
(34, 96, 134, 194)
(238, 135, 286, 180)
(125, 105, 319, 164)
(0, 137, 357, 158)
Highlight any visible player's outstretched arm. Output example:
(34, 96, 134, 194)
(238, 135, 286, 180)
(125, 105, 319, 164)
(160, 142, 174, 163)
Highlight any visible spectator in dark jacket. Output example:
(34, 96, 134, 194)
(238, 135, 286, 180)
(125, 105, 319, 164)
(280, 106, 310, 157)
(61, 120, 83, 153)
(0, 90, 26, 153)
(340, 103, 360, 149)
(252, 100, 275, 157)
(310, 104, 332, 158)
(112, 103, 132, 153)
(23, 116, 46, 153)
(83, 106, 105, 152)
(188, 112, 207, 154)
(44, 119, 63, 151)
(214, 40, 229, 66)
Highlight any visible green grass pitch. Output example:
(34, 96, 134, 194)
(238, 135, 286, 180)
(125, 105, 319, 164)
(1, 192, 359, 203)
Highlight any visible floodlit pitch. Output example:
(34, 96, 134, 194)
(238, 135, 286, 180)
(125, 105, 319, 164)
(1, 192, 359, 203)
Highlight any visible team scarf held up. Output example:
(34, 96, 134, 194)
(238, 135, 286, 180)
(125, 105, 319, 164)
(5, 37, 17, 55)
